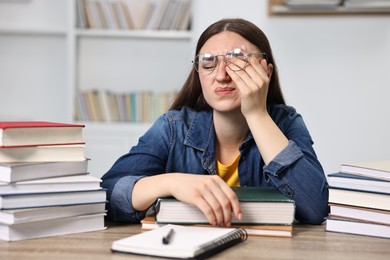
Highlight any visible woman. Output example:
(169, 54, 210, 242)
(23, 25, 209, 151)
(101, 18, 329, 226)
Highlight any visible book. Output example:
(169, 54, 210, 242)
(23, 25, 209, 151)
(0, 213, 106, 241)
(155, 187, 295, 225)
(329, 203, 390, 225)
(111, 224, 248, 259)
(0, 202, 106, 225)
(285, 0, 343, 7)
(328, 172, 390, 194)
(0, 160, 88, 183)
(344, 0, 390, 8)
(0, 189, 106, 210)
(0, 144, 85, 163)
(340, 160, 390, 181)
(0, 175, 102, 195)
(328, 187, 390, 211)
(0, 121, 85, 147)
(325, 216, 390, 239)
(141, 215, 293, 238)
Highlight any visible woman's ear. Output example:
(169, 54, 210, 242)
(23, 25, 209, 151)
(267, 63, 273, 78)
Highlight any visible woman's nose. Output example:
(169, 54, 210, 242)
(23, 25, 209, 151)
(215, 58, 231, 81)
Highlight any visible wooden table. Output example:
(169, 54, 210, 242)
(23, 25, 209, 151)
(1, 222, 389, 259)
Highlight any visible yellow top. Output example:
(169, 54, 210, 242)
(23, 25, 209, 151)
(216, 154, 240, 187)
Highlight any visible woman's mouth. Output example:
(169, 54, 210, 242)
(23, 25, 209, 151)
(215, 87, 236, 96)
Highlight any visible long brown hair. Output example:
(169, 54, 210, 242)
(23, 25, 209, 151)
(169, 18, 285, 111)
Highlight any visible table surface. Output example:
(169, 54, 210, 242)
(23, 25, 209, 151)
(1, 221, 389, 259)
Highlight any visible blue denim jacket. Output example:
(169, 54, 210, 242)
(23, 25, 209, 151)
(101, 104, 329, 224)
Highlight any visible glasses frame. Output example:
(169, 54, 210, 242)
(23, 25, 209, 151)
(192, 49, 268, 76)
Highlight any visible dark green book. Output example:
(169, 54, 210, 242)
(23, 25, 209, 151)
(155, 187, 295, 225)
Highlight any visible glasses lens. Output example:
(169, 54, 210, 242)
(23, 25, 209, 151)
(194, 54, 217, 75)
(225, 49, 248, 71)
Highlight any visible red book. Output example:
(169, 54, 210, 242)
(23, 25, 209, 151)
(0, 121, 85, 147)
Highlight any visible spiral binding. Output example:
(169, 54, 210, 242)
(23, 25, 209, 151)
(195, 228, 248, 258)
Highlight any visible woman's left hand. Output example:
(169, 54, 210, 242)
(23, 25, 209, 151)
(226, 54, 272, 119)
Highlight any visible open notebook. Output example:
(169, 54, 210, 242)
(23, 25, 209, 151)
(111, 224, 248, 259)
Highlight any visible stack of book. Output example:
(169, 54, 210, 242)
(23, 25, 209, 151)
(77, 0, 192, 31)
(0, 121, 106, 241)
(141, 187, 295, 238)
(326, 160, 390, 239)
(75, 90, 177, 123)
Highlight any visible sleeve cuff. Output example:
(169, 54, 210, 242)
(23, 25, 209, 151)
(110, 175, 146, 222)
(264, 140, 303, 178)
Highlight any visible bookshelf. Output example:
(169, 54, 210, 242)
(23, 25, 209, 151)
(269, 0, 390, 15)
(0, 0, 193, 177)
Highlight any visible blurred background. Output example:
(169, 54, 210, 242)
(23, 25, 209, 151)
(0, 0, 389, 177)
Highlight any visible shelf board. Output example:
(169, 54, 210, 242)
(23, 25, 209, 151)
(270, 5, 390, 15)
(75, 29, 192, 40)
(0, 27, 67, 36)
(268, 0, 390, 15)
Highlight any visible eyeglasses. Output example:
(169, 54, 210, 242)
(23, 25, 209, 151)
(192, 48, 267, 76)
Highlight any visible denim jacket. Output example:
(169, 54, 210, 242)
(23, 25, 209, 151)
(101, 104, 329, 224)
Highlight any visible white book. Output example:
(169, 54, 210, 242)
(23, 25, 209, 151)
(326, 216, 390, 239)
(0, 189, 106, 210)
(327, 172, 390, 194)
(285, 0, 342, 6)
(0, 175, 102, 195)
(340, 160, 390, 181)
(99, 0, 119, 29)
(147, 0, 170, 30)
(0, 144, 85, 163)
(0, 160, 88, 183)
(329, 203, 390, 225)
(178, 0, 191, 31)
(0, 213, 106, 241)
(328, 188, 390, 211)
(0, 202, 106, 225)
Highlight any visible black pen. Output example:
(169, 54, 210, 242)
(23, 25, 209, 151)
(162, 228, 175, 245)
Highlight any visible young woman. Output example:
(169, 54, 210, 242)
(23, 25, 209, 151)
(101, 18, 329, 226)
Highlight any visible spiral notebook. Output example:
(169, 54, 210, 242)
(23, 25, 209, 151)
(111, 224, 248, 259)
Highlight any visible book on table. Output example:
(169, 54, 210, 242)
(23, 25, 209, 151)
(0, 121, 85, 147)
(340, 160, 390, 181)
(327, 172, 390, 194)
(141, 215, 293, 238)
(0, 121, 84, 147)
(0, 189, 107, 210)
(325, 216, 390, 239)
(0, 160, 89, 183)
(0, 212, 106, 241)
(0, 175, 102, 195)
(328, 187, 390, 211)
(0, 202, 106, 225)
(329, 203, 390, 226)
(111, 224, 248, 259)
(0, 144, 85, 163)
(155, 187, 295, 225)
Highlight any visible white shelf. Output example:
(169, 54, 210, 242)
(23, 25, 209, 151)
(0, 27, 67, 36)
(268, 0, 390, 15)
(271, 5, 390, 15)
(0, 0, 193, 176)
(75, 29, 192, 39)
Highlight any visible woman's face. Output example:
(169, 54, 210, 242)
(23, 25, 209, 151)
(198, 31, 260, 113)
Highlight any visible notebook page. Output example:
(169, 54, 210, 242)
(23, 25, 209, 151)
(112, 224, 240, 258)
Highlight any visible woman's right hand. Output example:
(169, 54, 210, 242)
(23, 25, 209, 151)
(132, 173, 242, 227)
(168, 174, 242, 227)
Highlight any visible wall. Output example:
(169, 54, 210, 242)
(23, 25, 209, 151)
(192, 0, 390, 174)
